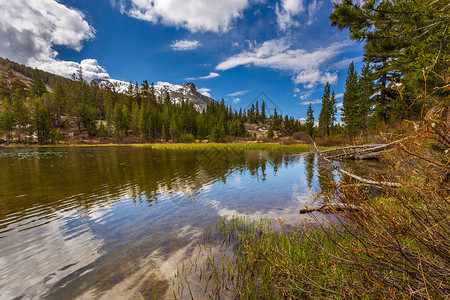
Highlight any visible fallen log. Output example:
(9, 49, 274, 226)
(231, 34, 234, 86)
(300, 203, 362, 214)
(319, 144, 385, 154)
(325, 138, 410, 160)
(310, 137, 402, 188)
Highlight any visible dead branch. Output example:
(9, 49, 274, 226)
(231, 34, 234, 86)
(300, 203, 362, 214)
(325, 137, 412, 161)
(310, 137, 402, 188)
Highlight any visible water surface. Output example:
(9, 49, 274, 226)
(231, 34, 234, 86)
(0, 146, 373, 299)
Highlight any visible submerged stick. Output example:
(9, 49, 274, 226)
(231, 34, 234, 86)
(300, 203, 362, 214)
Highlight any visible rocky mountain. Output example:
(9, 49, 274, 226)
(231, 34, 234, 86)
(91, 78, 213, 111)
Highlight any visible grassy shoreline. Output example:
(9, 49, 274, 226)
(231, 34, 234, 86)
(1, 142, 321, 152)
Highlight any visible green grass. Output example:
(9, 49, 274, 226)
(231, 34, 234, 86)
(132, 142, 318, 152)
(175, 216, 367, 299)
(3, 142, 321, 152)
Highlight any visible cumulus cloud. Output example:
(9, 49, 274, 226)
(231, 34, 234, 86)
(0, 0, 110, 82)
(275, 0, 304, 31)
(227, 90, 250, 97)
(171, 40, 201, 51)
(115, 0, 250, 33)
(216, 39, 351, 89)
(30, 59, 110, 81)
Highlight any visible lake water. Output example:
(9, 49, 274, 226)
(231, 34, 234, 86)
(0, 146, 374, 299)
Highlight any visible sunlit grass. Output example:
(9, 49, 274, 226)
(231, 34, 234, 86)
(4, 142, 321, 152)
(132, 142, 317, 152)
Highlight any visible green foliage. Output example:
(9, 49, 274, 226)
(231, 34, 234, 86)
(266, 126, 274, 139)
(330, 0, 450, 124)
(342, 62, 361, 137)
(30, 69, 47, 98)
(306, 103, 315, 137)
(0, 56, 314, 144)
(318, 82, 337, 137)
(33, 97, 53, 144)
(0, 99, 14, 142)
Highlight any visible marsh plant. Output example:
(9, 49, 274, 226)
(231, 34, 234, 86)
(172, 69, 449, 299)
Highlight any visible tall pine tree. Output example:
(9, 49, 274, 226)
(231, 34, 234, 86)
(342, 62, 360, 137)
(306, 104, 315, 137)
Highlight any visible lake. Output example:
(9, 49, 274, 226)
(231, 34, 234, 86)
(0, 146, 374, 299)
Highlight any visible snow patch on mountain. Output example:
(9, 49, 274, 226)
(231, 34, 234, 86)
(91, 78, 214, 110)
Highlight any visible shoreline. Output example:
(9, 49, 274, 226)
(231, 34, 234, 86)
(0, 142, 322, 151)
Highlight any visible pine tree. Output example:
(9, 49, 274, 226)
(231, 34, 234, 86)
(30, 69, 47, 98)
(267, 126, 274, 139)
(33, 97, 53, 144)
(261, 101, 266, 123)
(12, 94, 31, 143)
(342, 62, 360, 137)
(330, 0, 449, 123)
(306, 104, 314, 137)
(272, 108, 280, 130)
(0, 99, 15, 143)
(358, 62, 375, 130)
(329, 91, 337, 133)
(130, 102, 140, 135)
(318, 82, 332, 137)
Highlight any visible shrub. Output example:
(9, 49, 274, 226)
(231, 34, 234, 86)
(314, 135, 349, 146)
(292, 131, 309, 142)
(179, 133, 195, 143)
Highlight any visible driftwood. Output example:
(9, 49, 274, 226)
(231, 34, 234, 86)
(300, 203, 362, 214)
(324, 138, 411, 161)
(310, 137, 402, 188)
(319, 144, 385, 155)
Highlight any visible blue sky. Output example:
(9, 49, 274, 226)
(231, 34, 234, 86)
(0, 0, 364, 120)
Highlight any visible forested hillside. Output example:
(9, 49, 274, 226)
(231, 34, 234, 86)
(0, 58, 306, 144)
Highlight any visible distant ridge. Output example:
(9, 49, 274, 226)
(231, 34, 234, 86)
(91, 78, 213, 110)
(0, 57, 213, 110)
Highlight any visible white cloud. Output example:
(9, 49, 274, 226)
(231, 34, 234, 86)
(275, 0, 304, 31)
(294, 69, 338, 89)
(0, 0, 110, 82)
(171, 39, 201, 51)
(306, 0, 322, 25)
(29, 58, 110, 82)
(217, 39, 351, 89)
(118, 0, 250, 33)
(336, 102, 343, 108)
(297, 90, 313, 100)
(227, 90, 250, 97)
(185, 72, 220, 80)
(200, 72, 220, 79)
(233, 97, 241, 103)
(197, 88, 211, 97)
(329, 56, 363, 70)
(300, 98, 322, 105)
(335, 93, 344, 99)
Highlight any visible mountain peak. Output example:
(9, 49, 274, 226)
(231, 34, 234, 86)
(181, 83, 197, 93)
